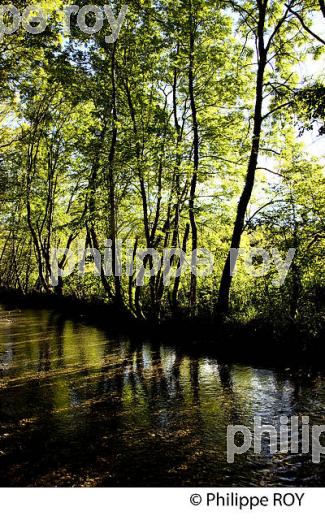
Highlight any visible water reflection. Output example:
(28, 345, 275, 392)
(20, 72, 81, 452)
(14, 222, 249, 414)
(0, 306, 324, 486)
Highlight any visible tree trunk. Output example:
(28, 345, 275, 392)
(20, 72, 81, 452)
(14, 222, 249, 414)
(218, 0, 267, 314)
(107, 42, 123, 308)
(188, 1, 199, 315)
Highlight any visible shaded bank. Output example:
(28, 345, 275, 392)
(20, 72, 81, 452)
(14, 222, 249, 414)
(0, 288, 324, 368)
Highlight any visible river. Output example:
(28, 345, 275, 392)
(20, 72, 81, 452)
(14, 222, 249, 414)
(0, 305, 324, 486)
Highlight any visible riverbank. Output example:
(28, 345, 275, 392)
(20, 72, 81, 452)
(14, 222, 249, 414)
(0, 287, 324, 368)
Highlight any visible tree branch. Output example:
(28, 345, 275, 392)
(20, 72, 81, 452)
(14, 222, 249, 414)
(285, 5, 325, 45)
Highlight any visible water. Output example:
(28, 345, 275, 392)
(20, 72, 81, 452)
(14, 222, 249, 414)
(0, 305, 324, 486)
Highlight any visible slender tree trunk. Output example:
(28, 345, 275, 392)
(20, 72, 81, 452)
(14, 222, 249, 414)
(86, 99, 113, 299)
(124, 81, 151, 319)
(172, 223, 190, 312)
(128, 238, 138, 314)
(188, 1, 199, 315)
(107, 42, 123, 308)
(26, 144, 50, 293)
(218, 0, 267, 314)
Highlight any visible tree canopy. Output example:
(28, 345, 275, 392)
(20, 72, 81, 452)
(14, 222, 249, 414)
(0, 0, 324, 338)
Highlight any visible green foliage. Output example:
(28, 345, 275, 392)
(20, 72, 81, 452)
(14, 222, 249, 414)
(0, 0, 324, 339)
(294, 82, 325, 135)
